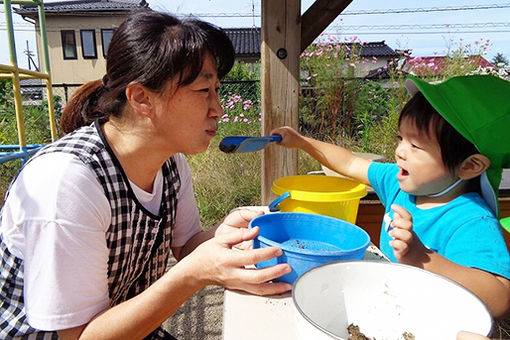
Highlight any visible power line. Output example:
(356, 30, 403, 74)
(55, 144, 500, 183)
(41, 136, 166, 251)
(2, 3, 509, 18)
(3, 22, 510, 31)
(164, 3, 510, 18)
(327, 30, 510, 36)
(332, 23, 510, 31)
(340, 3, 510, 15)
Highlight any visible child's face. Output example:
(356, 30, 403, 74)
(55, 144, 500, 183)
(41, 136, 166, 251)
(395, 117, 458, 196)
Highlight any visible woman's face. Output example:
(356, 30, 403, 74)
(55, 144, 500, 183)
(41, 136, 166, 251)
(394, 117, 458, 196)
(152, 53, 223, 155)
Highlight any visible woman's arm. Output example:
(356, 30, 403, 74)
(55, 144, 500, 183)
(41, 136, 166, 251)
(59, 209, 291, 340)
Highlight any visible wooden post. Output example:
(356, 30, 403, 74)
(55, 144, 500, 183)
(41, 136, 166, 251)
(260, 0, 301, 204)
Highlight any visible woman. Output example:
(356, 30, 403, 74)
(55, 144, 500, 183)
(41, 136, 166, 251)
(0, 10, 291, 340)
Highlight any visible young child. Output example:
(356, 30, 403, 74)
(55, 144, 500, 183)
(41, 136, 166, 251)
(271, 74, 510, 319)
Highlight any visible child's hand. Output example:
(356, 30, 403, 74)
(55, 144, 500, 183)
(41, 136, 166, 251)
(388, 204, 428, 265)
(269, 126, 303, 149)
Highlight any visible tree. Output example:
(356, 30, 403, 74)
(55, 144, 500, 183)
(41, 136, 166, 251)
(491, 53, 509, 67)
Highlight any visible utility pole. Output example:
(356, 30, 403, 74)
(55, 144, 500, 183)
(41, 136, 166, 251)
(23, 40, 39, 71)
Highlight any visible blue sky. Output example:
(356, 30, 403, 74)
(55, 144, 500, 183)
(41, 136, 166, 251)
(1, 0, 509, 69)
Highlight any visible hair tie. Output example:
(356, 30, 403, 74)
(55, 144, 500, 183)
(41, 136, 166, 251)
(102, 75, 109, 87)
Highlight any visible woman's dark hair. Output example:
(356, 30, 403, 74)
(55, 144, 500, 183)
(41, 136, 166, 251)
(60, 9, 235, 134)
(398, 92, 479, 173)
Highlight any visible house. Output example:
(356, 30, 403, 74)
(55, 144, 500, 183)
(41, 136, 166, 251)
(223, 28, 261, 64)
(223, 31, 400, 78)
(15, 0, 148, 84)
(15, 3, 262, 85)
(343, 40, 400, 78)
(15, 0, 400, 85)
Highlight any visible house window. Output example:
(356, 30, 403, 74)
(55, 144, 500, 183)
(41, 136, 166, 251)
(101, 29, 114, 57)
(80, 30, 97, 59)
(61, 30, 77, 60)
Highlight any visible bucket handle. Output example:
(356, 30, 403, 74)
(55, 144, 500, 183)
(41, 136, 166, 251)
(268, 191, 291, 212)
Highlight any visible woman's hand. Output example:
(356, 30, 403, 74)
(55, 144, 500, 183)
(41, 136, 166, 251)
(214, 208, 263, 250)
(183, 209, 292, 296)
(388, 204, 431, 266)
(456, 331, 490, 340)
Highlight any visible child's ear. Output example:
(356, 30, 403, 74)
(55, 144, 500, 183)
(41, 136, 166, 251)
(125, 83, 153, 118)
(458, 154, 490, 180)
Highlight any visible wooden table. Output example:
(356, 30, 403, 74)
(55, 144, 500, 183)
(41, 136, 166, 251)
(222, 244, 388, 340)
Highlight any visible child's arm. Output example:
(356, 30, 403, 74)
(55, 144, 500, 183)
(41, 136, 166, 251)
(389, 204, 510, 319)
(271, 126, 371, 185)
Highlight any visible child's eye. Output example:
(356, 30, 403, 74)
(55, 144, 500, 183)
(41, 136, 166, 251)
(396, 135, 403, 141)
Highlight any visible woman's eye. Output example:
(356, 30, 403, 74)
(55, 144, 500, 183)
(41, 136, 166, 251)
(199, 88, 209, 92)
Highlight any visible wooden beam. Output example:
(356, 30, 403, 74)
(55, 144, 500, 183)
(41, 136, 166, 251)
(260, 0, 300, 204)
(301, 0, 353, 52)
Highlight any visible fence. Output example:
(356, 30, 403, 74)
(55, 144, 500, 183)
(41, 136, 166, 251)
(19, 80, 260, 107)
(0, 80, 261, 146)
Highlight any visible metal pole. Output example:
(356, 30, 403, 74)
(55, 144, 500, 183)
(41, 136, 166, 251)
(38, 1, 58, 140)
(3, 0, 27, 149)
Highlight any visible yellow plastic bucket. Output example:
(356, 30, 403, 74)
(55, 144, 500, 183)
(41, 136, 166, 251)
(271, 175, 367, 224)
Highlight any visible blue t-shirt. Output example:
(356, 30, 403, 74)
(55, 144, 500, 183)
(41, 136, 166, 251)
(368, 162, 510, 279)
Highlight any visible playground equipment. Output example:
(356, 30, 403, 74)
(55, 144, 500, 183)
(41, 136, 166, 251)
(0, 0, 57, 164)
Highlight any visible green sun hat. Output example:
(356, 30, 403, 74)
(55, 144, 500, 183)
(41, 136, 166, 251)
(405, 74, 510, 217)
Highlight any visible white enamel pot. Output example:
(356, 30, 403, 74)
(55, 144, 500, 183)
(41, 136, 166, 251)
(292, 261, 493, 340)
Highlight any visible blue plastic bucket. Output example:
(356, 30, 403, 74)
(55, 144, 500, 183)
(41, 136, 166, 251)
(249, 212, 370, 284)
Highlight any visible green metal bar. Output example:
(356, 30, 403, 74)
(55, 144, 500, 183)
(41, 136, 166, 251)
(10, 0, 42, 5)
(3, 0, 18, 65)
(38, 1, 51, 74)
(37, 1, 57, 141)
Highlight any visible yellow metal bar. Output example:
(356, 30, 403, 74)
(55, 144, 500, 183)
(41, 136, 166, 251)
(11, 69, 27, 148)
(0, 73, 49, 79)
(44, 78, 58, 141)
(1, 0, 58, 154)
(0, 64, 50, 79)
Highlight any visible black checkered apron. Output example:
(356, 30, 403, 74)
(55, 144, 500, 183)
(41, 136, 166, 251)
(1, 121, 180, 339)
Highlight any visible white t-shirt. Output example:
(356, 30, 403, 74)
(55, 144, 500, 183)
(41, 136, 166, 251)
(0, 152, 201, 330)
